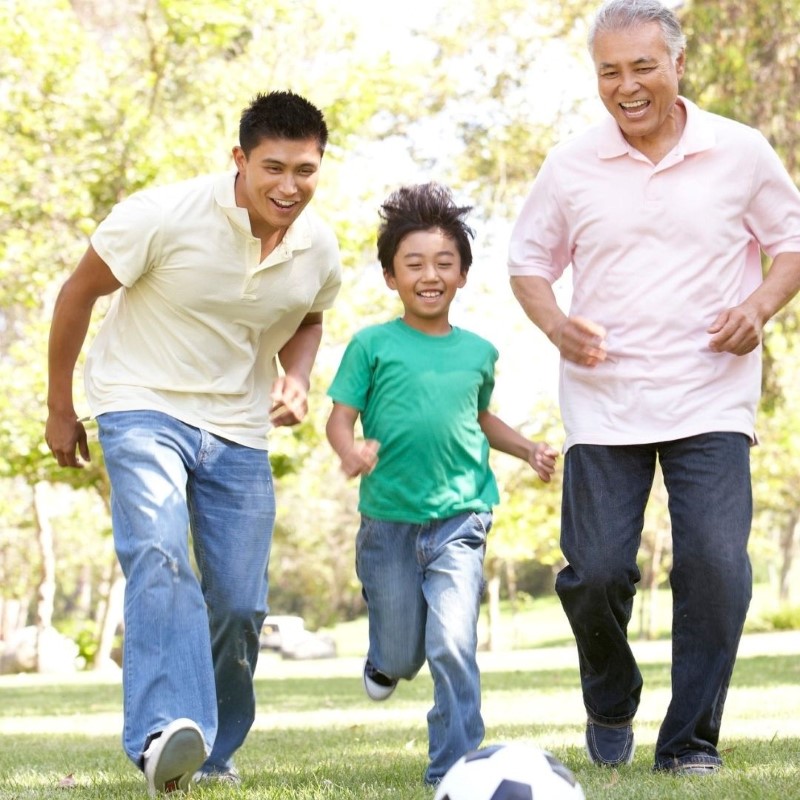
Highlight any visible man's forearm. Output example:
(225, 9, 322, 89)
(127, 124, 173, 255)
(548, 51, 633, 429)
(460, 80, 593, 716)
(748, 252, 800, 324)
(277, 319, 323, 385)
(509, 275, 566, 343)
(47, 285, 95, 415)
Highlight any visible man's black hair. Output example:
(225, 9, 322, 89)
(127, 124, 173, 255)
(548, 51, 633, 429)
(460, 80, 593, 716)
(239, 90, 328, 156)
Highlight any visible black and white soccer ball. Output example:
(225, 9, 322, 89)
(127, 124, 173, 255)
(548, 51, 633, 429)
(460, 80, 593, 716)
(434, 742, 585, 800)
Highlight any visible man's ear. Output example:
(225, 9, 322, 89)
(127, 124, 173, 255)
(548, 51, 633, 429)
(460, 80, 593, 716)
(232, 145, 246, 171)
(675, 48, 686, 80)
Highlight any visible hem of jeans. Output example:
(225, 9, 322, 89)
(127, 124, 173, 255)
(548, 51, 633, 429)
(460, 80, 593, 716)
(654, 755, 723, 771)
(586, 711, 635, 728)
(195, 767, 240, 780)
(197, 761, 234, 774)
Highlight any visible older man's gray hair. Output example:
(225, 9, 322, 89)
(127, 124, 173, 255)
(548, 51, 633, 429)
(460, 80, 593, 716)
(588, 0, 687, 60)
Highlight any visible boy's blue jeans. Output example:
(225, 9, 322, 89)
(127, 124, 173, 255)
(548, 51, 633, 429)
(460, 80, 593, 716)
(97, 410, 275, 772)
(356, 511, 491, 784)
(556, 432, 752, 769)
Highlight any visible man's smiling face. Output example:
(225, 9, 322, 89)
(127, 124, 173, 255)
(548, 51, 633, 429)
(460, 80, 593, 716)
(593, 21, 685, 154)
(233, 136, 322, 238)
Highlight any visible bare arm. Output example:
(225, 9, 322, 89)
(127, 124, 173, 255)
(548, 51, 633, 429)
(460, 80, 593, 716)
(510, 275, 607, 366)
(325, 402, 379, 478)
(270, 312, 324, 426)
(708, 251, 800, 355)
(478, 410, 559, 483)
(45, 245, 123, 467)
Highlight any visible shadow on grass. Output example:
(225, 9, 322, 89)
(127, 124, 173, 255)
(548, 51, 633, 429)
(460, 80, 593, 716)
(0, 682, 122, 718)
(2, 719, 799, 799)
(0, 652, 795, 721)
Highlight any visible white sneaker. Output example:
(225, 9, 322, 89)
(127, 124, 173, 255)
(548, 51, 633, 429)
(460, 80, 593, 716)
(193, 767, 241, 785)
(143, 718, 207, 796)
(362, 657, 398, 701)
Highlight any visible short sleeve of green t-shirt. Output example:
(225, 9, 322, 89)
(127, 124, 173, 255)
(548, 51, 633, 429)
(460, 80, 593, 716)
(327, 319, 500, 523)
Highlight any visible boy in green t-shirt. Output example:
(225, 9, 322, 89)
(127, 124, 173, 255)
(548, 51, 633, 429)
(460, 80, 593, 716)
(326, 182, 558, 786)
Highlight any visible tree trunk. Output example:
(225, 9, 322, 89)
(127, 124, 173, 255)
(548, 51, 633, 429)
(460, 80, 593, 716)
(778, 509, 799, 604)
(91, 558, 124, 670)
(0, 597, 29, 641)
(642, 527, 667, 639)
(32, 482, 56, 672)
(484, 560, 502, 652)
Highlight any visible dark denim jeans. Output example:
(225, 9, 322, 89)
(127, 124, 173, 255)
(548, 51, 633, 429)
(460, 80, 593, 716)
(556, 433, 752, 769)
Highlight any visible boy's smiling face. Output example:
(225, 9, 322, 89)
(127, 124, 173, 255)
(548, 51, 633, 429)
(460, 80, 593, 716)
(384, 227, 467, 335)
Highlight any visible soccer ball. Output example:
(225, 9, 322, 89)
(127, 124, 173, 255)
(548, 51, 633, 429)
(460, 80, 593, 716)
(434, 742, 585, 800)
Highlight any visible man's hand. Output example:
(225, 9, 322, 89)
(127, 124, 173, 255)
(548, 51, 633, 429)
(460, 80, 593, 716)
(552, 316, 608, 366)
(269, 374, 310, 427)
(707, 305, 762, 355)
(45, 413, 90, 468)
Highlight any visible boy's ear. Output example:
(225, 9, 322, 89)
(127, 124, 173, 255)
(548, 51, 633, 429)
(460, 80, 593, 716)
(458, 271, 468, 288)
(383, 269, 397, 290)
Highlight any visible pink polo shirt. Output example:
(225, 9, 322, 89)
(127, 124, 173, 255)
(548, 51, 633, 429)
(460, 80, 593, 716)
(509, 97, 800, 450)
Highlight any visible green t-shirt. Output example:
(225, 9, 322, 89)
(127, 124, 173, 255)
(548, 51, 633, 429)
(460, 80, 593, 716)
(327, 319, 500, 523)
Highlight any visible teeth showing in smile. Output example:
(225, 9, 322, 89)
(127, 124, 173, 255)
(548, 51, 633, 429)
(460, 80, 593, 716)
(621, 99, 648, 109)
(272, 199, 296, 208)
(419, 290, 442, 298)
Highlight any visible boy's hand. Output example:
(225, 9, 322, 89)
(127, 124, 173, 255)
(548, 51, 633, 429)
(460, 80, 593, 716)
(340, 439, 380, 478)
(528, 442, 559, 482)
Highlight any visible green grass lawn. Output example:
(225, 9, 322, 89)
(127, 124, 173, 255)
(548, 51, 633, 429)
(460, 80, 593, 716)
(1, 593, 799, 799)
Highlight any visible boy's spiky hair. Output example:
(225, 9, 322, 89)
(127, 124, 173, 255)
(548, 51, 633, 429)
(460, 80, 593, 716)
(377, 183, 475, 275)
(239, 90, 328, 156)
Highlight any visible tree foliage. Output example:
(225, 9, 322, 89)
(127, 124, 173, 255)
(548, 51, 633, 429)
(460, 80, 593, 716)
(2, 0, 799, 663)
(0, 0, 459, 648)
(681, 0, 800, 603)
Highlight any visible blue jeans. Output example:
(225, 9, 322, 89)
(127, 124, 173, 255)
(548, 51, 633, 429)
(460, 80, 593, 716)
(97, 410, 275, 772)
(556, 433, 752, 769)
(356, 511, 491, 784)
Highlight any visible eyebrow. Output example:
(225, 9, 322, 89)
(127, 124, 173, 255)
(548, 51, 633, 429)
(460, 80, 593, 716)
(259, 157, 318, 169)
(598, 55, 657, 69)
(402, 250, 457, 259)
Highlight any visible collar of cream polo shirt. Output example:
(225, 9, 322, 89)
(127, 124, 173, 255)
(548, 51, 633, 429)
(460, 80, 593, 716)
(596, 96, 717, 164)
(211, 169, 313, 266)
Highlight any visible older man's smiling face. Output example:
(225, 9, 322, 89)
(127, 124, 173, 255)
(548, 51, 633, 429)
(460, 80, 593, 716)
(593, 21, 685, 159)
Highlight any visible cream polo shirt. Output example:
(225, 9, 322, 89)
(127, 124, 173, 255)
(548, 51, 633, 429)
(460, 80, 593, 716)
(509, 97, 800, 451)
(85, 171, 341, 449)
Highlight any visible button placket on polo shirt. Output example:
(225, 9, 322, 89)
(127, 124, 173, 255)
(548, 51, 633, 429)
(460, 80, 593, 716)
(241, 237, 262, 300)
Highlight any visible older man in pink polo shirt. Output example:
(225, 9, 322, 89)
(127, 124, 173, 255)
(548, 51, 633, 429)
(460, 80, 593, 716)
(509, 0, 800, 778)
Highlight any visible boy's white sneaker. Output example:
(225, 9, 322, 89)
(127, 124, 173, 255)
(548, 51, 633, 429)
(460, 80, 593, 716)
(143, 718, 207, 796)
(362, 657, 398, 701)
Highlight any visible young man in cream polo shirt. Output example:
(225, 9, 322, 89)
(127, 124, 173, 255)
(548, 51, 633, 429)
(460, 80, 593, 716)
(45, 91, 341, 795)
(508, 0, 800, 779)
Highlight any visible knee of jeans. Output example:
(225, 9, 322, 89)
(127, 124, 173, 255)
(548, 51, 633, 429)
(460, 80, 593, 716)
(428, 648, 477, 683)
(123, 540, 193, 585)
(558, 562, 637, 599)
(382, 649, 425, 680)
(207, 598, 266, 632)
